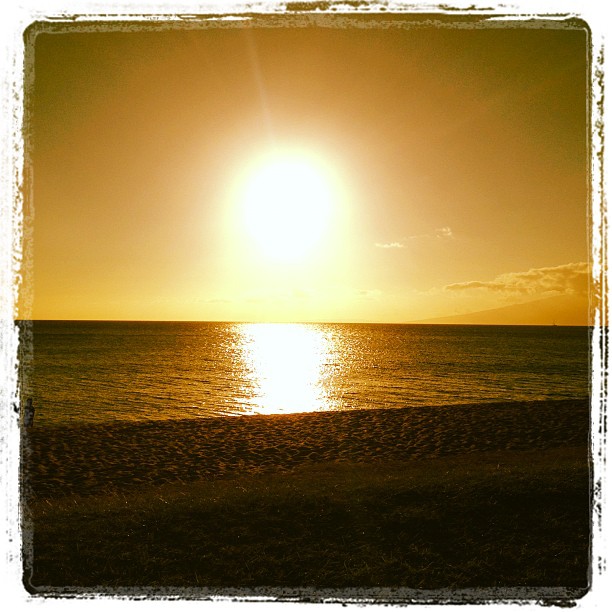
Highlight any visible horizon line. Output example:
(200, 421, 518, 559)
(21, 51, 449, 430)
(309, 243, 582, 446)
(13, 318, 592, 328)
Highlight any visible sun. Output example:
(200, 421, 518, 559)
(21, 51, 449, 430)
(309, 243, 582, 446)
(239, 152, 335, 262)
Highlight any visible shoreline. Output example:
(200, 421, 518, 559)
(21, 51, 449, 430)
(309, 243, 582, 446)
(22, 398, 590, 499)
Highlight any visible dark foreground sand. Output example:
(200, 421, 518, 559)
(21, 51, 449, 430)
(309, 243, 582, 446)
(22, 399, 590, 499)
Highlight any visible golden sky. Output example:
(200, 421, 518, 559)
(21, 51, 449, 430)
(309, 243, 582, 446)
(23, 15, 590, 324)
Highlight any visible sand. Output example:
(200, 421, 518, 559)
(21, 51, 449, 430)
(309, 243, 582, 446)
(21, 399, 590, 499)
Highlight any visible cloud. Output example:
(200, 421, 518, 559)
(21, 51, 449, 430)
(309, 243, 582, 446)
(358, 289, 383, 300)
(375, 242, 405, 249)
(444, 262, 590, 297)
(375, 227, 454, 249)
(407, 226, 455, 241)
(435, 226, 453, 239)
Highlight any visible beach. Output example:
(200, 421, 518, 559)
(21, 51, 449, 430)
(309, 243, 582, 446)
(22, 398, 591, 593)
(22, 399, 590, 499)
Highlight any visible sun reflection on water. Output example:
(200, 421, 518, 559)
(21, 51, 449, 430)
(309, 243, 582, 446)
(238, 323, 336, 414)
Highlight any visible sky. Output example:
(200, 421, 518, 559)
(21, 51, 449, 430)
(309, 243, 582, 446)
(21, 14, 591, 324)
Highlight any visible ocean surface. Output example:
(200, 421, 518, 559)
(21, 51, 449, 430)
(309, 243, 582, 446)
(18, 321, 591, 426)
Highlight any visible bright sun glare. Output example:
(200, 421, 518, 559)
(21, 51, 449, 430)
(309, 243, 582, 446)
(239, 323, 337, 414)
(240, 152, 335, 262)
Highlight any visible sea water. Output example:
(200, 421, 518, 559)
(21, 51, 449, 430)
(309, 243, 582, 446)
(18, 321, 591, 426)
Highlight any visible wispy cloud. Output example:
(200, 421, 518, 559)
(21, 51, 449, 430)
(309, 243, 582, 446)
(375, 226, 454, 249)
(375, 242, 405, 249)
(434, 226, 453, 239)
(358, 289, 383, 300)
(407, 226, 455, 241)
(444, 262, 590, 296)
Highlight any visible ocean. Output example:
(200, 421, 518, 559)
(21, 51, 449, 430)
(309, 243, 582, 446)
(18, 321, 591, 426)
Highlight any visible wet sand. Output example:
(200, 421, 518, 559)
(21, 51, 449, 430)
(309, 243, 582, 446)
(22, 399, 590, 499)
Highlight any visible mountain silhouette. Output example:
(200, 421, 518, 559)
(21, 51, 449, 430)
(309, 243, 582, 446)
(414, 294, 589, 326)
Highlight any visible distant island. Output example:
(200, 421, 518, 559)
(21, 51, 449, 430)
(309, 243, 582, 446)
(413, 294, 589, 326)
